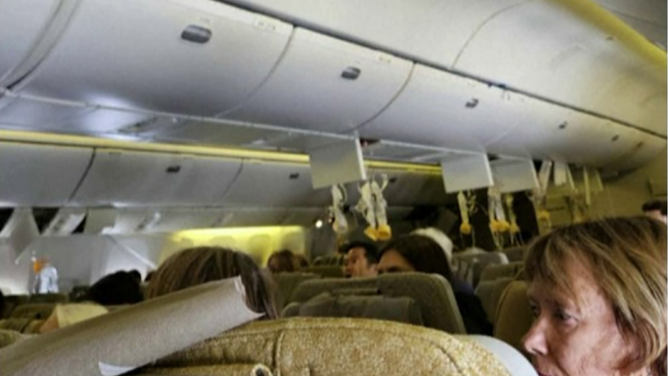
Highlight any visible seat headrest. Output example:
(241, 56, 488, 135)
(462, 335, 538, 376)
(148, 317, 512, 376)
(286, 292, 424, 326)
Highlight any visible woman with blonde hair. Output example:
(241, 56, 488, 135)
(146, 247, 279, 320)
(522, 217, 666, 376)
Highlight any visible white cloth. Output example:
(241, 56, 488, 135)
(35, 265, 59, 293)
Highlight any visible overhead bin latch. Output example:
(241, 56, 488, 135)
(341, 67, 361, 80)
(181, 25, 212, 44)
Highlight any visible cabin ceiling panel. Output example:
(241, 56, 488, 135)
(12, 0, 293, 117)
(224, 0, 527, 68)
(71, 149, 243, 206)
(222, 28, 413, 133)
(358, 64, 522, 152)
(222, 161, 331, 207)
(0, 142, 93, 207)
(0, 0, 59, 83)
(452, 0, 666, 135)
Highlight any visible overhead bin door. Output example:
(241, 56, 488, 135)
(0, 142, 93, 206)
(452, 0, 666, 136)
(71, 149, 242, 206)
(223, 28, 413, 133)
(222, 162, 331, 207)
(0, 0, 60, 83)
(12, 0, 293, 117)
(358, 65, 519, 152)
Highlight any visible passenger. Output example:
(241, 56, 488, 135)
(39, 303, 108, 333)
(267, 249, 298, 274)
(33, 259, 59, 293)
(378, 234, 492, 335)
(522, 217, 666, 376)
(342, 241, 379, 278)
(84, 270, 144, 306)
(412, 227, 474, 294)
(642, 200, 667, 223)
(146, 247, 278, 320)
(293, 253, 310, 269)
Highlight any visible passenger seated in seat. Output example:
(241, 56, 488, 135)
(378, 234, 492, 335)
(84, 270, 144, 306)
(267, 249, 298, 274)
(146, 247, 278, 320)
(342, 241, 379, 278)
(522, 217, 666, 376)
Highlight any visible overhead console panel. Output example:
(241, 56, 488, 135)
(223, 28, 413, 132)
(0, 142, 93, 207)
(71, 149, 243, 206)
(10, 0, 293, 117)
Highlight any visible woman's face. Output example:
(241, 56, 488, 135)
(377, 250, 415, 274)
(522, 260, 640, 376)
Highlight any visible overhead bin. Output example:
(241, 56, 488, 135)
(222, 161, 331, 207)
(358, 64, 522, 152)
(223, 28, 413, 133)
(224, 0, 525, 69)
(71, 149, 243, 206)
(0, 142, 93, 207)
(11, 0, 293, 117)
(0, 0, 60, 83)
(452, 0, 666, 136)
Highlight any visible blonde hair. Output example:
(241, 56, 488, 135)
(146, 247, 278, 320)
(525, 216, 667, 375)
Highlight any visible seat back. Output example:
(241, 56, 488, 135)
(479, 262, 523, 283)
(272, 272, 320, 313)
(453, 252, 509, 287)
(0, 318, 44, 334)
(9, 303, 55, 320)
(284, 272, 466, 334)
(501, 246, 525, 262)
(28, 293, 68, 303)
(494, 281, 534, 353)
(145, 318, 513, 376)
(1, 295, 29, 319)
(300, 266, 344, 278)
(475, 277, 513, 324)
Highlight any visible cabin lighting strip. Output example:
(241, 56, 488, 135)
(0, 129, 442, 174)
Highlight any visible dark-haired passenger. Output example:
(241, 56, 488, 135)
(267, 249, 298, 274)
(342, 241, 379, 278)
(642, 200, 667, 223)
(378, 234, 492, 335)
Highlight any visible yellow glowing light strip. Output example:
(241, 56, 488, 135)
(559, 0, 666, 66)
(0, 129, 442, 173)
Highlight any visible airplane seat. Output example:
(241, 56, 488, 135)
(474, 277, 513, 324)
(282, 272, 466, 334)
(300, 265, 344, 278)
(0, 329, 27, 349)
(28, 293, 68, 303)
(272, 272, 321, 314)
(501, 246, 526, 263)
(493, 281, 533, 354)
(141, 318, 514, 376)
(312, 254, 344, 266)
(1, 295, 29, 319)
(9, 303, 55, 320)
(462, 335, 538, 376)
(479, 262, 523, 283)
(452, 252, 509, 288)
(282, 292, 424, 326)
